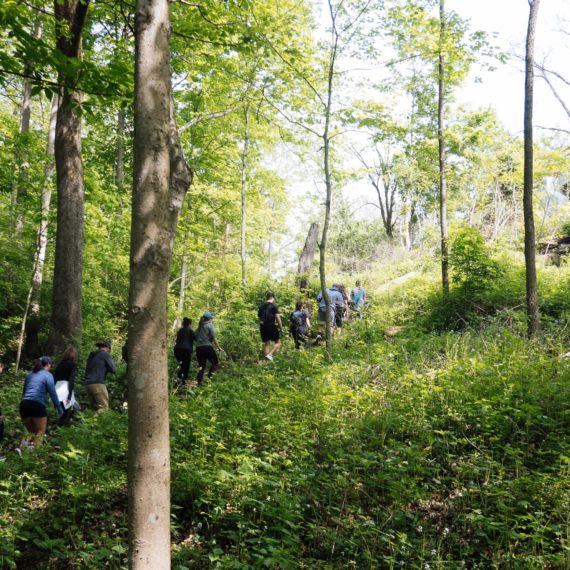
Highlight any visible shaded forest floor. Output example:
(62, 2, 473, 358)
(1, 262, 570, 569)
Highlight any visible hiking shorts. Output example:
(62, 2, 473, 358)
(260, 323, 280, 343)
(318, 308, 334, 326)
(19, 399, 47, 419)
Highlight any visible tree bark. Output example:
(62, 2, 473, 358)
(298, 222, 319, 289)
(46, 0, 89, 355)
(438, 0, 449, 296)
(128, 1, 191, 567)
(524, 0, 541, 338)
(240, 106, 249, 290)
(16, 94, 59, 368)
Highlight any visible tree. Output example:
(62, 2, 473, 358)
(384, 0, 490, 291)
(298, 222, 320, 289)
(128, 1, 191, 567)
(438, 0, 449, 295)
(46, 0, 90, 354)
(524, 0, 540, 338)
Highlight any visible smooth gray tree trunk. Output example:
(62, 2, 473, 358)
(128, 1, 191, 567)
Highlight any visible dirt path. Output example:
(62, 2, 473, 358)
(376, 270, 422, 293)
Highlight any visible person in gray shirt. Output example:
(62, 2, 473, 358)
(83, 340, 116, 411)
(195, 312, 224, 385)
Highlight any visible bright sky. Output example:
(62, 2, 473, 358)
(449, 0, 570, 134)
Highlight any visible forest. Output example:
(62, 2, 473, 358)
(0, 0, 569, 568)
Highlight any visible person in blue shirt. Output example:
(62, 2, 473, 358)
(19, 356, 63, 448)
(316, 285, 345, 338)
(350, 280, 367, 318)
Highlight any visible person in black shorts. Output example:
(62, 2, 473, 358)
(258, 292, 283, 361)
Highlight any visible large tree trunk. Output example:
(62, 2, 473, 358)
(240, 106, 249, 290)
(524, 0, 540, 338)
(438, 0, 449, 296)
(128, 1, 191, 567)
(47, 0, 89, 355)
(298, 222, 319, 289)
(16, 94, 59, 369)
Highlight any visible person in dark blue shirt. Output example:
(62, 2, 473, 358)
(20, 356, 63, 448)
(83, 340, 117, 411)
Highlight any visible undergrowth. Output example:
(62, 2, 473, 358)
(0, 261, 569, 569)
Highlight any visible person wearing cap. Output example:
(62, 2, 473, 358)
(83, 340, 117, 411)
(258, 292, 283, 361)
(19, 356, 64, 448)
(195, 312, 224, 385)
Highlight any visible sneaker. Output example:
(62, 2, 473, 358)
(265, 354, 273, 361)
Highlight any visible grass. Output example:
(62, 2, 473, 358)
(0, 260, 569, 568)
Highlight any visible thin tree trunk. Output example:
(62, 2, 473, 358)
(524, 0, 541, 338)
(129, 1, 191, 565)
(11, 21, 42, 235)
(116, 105, 126, 190)
(240, 106, 249, 290)
(298, 222, 319, 289)
(47, 0, 89, 355)
(438, 0, 449, 296)
(16, 94, 59, 369)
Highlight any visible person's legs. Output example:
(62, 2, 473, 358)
(260, 325, 272, 357)
(292, 327, 300, 349)
(23, 416, 47, 448)
(179, 349, 192, 381)
(85, 384, 109, 412)
(267, 326, 281, 357)
(207, 347, 219, 378)
(196, 346, 208, 385)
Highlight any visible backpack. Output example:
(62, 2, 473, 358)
(290, 311, 306, 331)
(352, 288, 364, 305)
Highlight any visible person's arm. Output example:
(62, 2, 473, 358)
(276, 313, 283, 331)
(47, 374, 64, 415)
(210, 325, 224, 352)
(306, 316, 311, 331)
(105, 353, 117, 374)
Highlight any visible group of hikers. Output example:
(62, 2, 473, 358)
(2, 281, 366, 451)
(0, 340, 117, 451)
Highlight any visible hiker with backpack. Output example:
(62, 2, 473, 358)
(350, 280, 367, 318)
(290, 301, 311, 349)
(258, 292, 283, 361)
